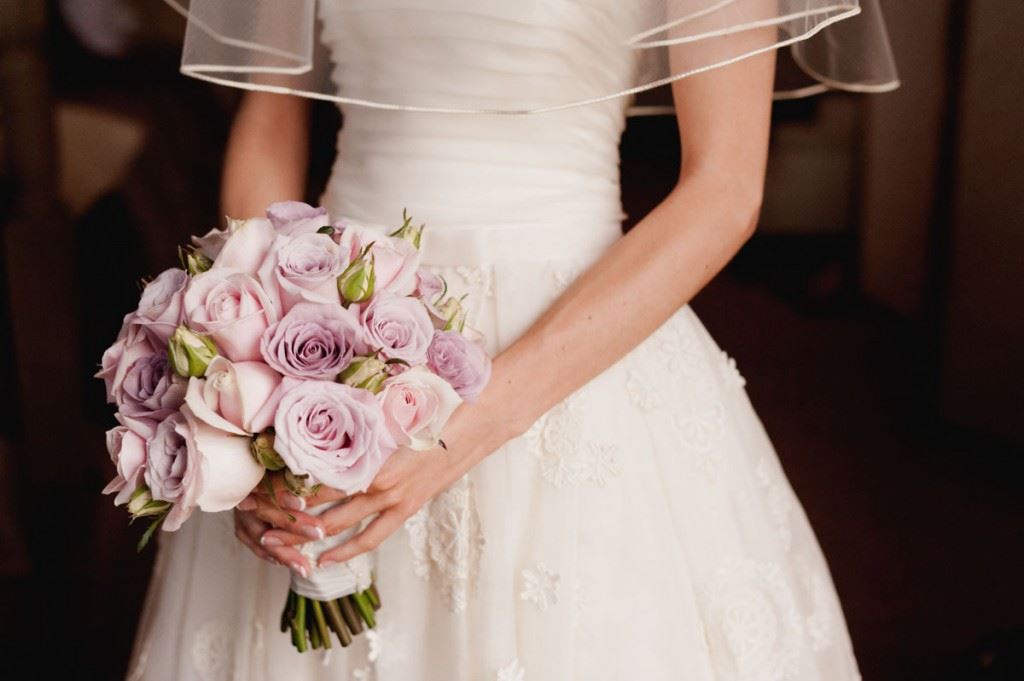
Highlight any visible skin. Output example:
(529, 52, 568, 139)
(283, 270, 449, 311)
(229, 50, 776, 576)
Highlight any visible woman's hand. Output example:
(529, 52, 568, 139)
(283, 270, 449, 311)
(244, 398, 511, 569)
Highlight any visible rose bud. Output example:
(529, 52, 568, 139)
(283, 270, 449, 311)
(168, 325, 218, 377)
(337, 246, 376, 305)
(178, 245, 212, 276)
(389, 210, 423, 249)
(437, 296, 467, 332)
(339, 355, 389, 393)
(251, 430, 286, 471)
(127, 485, 169, 519)
(283, 469, 319, 498)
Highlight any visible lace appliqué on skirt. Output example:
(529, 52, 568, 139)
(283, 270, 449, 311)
(404, 476, 485, 613)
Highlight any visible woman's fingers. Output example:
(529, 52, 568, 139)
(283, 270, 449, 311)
(249, 473, 347, 512)
(318, 510, 404, 567)
(258, 538, 312, 576)
(233, 510, 275, 563)
(319, 493, 391, 538)
(242, 494, 325, 541)
(301, 484, 348, 508)
(259, 527, 313, 548)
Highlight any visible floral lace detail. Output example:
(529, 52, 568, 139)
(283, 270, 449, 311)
(624, 312, 718, 409)
(549, 265, 581, 295)
(525, 391, 622, 488)
(192, 619, 232, 681)
(497, 657, 526, 681)
(755, 457, 795, 551)
(521, 562, 560, 611)
(403, 476, 485, 613)
(702, 559, 804, 681)
(718, 350, 747, 389)
(799, 561, 835, 652)
(352, 667, 374, 681)
(676, 401, 727, 481)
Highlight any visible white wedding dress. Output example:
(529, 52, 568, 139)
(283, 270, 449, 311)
(128, 2, 863, 680)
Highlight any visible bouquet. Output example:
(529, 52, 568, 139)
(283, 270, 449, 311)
(97, 202, 492, 652)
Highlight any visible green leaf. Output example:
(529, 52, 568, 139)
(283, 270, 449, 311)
(136, 513, 165, 552)
(317, 225, 334, 235)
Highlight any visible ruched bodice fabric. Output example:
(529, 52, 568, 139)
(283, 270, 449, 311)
(318, 0, 640, 232)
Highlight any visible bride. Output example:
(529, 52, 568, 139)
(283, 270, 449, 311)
(130, 1, 897, 679)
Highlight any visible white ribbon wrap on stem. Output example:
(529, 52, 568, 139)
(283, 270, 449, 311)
(289, 501, 374, 601)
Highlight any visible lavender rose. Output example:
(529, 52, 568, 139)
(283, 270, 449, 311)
(360, 293, 433, 364)
(184, 269, 278, 361)
(102, 420, 148, 505)
(273, 379, 397, 493)
(266, 201, 329, 236)
(97, 323, 152, 404)
(146, 409, 264, 531)
(338, 222, 419, 296)
(260, 302, 364, 380)
(257, 233, 345, 313)
(132, 268, 188, 345)
(118, 352, 187, 420)
(427, 329, 492, 401)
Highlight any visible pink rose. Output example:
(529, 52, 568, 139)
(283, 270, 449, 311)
(132, 268, 188, 345)
(260, 302, 364, 380)
(273, 379, 396, 493)
(338, 222, 419, 296)
(266, 201, 329, 236)
(426, 329, 492, 401)
(184, 269, 278, 361)
(378, 367, 461, 451)
(360, 293, 433, 364)
(257, 233, 345, 313)
(146, 409, 264, 531)
(212, 217, 275, 274)
(117, 352, 187, 421)
(184, 356, 281, 435)
(102, 419, 148, 505)
(414, 269, 444, 304)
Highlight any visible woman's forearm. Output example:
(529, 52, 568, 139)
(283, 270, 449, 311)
(478, 170, 760, 446)
(221, 92, 311, 217)
(451, 52, 776, 462)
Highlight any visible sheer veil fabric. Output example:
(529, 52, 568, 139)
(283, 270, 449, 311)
(163, 0, 898, 114)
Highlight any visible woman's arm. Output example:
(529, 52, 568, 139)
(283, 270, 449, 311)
(253, 51, 776, 570)
(221, 91, 311, 217)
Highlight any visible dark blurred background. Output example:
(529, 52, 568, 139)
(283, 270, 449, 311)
(1, 1, 1022, 679)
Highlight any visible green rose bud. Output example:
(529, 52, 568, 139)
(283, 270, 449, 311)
(337, 246, 376, 305)
(178, 245, 213, 275)
(251, 430, 286, 471)
(127, 485, 170, 520)
(389, 209, 423, 249)
(283, 470, 320, 498)
(168, 325, 219, 377)
(437, 295, 467, 332)
(338, 355, 389, 393)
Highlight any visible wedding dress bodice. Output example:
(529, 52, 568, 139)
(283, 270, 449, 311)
(318, 0, 646, 231)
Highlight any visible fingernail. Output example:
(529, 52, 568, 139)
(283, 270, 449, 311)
(260, 535, 283, 547)
(237, 496, 256, 511)
(301, 525, 325, 541)
(289, 562, 309, 579)
(282, 494, 306, 512)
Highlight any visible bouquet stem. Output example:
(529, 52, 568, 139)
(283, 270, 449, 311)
(283, 581, 381, 652)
